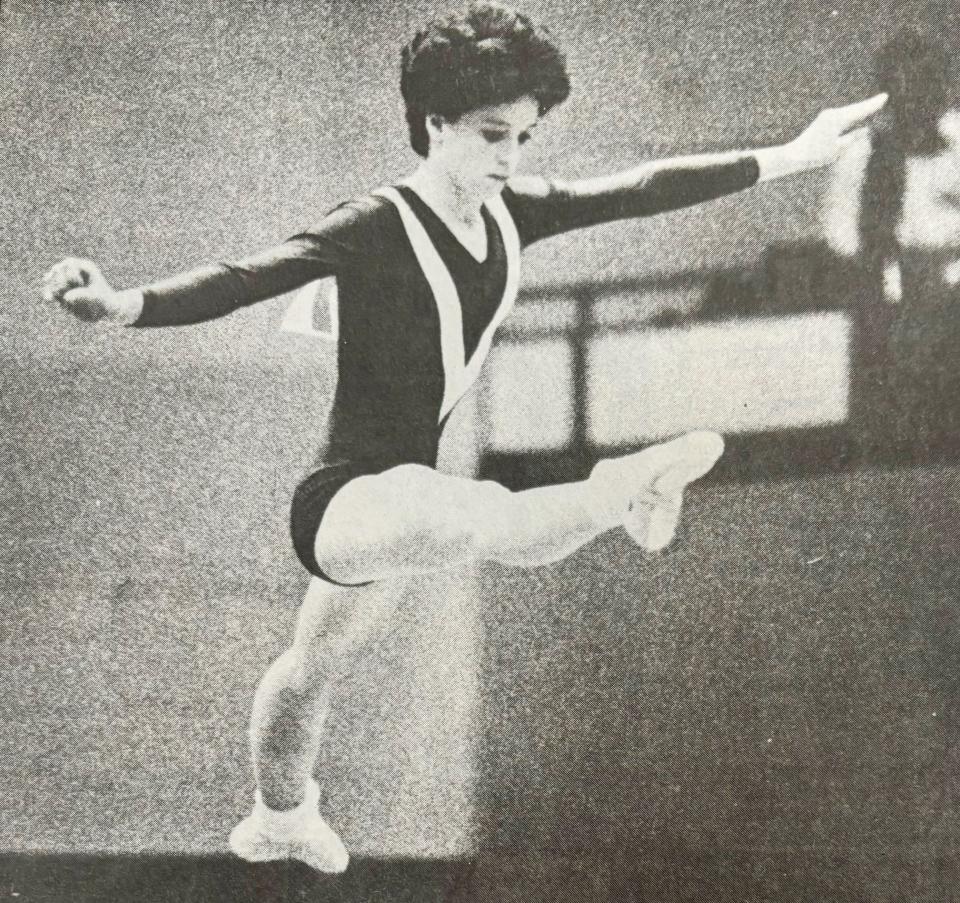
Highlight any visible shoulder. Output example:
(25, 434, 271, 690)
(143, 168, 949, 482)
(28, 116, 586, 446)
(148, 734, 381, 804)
(502, 175, 556, 205)
(293, 192, 407, 265)
(301, 192, 398, 237)
(499, 176, 572, 247)
(500, 176, 561, 225)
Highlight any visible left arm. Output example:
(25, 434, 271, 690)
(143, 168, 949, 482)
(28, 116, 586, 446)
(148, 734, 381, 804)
(752, 93, 888, 181)
(507, 94, 887, 244)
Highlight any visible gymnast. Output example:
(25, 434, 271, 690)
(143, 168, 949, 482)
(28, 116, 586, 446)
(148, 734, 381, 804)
(42, 2, 885, 873)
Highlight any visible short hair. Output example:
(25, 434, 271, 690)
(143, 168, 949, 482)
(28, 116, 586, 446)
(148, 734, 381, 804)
(400, 3, 571, 157)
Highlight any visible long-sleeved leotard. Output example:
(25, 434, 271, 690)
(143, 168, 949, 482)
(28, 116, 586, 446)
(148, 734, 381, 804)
(134, 155, 759, 580)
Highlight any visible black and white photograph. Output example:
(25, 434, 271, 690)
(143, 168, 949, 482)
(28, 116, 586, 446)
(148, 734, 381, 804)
(3, 1, 959, 900)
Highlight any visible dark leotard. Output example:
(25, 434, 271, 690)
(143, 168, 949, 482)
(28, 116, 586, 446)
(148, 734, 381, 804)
(134, 157, 760, 580)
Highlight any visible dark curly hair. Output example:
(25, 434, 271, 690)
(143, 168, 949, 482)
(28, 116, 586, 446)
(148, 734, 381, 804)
(400, 3, 571, 157)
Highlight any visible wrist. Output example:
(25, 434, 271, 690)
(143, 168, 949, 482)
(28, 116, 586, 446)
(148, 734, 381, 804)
(754, 142, 812, 183)
(112, 288, 145, 325)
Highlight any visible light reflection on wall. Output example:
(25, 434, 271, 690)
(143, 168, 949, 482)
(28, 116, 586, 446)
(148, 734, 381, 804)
(483, 301, 851, 452)
(587, 312, 850, 444)
(485, 340, 574, 452)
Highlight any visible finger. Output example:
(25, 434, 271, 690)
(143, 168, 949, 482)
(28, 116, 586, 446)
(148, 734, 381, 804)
(65, 257, 95, 286)
(47, 261, 70, 286)
(832, 92, 888, 129)
(48, 260, 80, 288)
(838, 125, 871, 152)
(43, 263, 74, 286)
(52, 257, 95, 288)
(41, 269, 73, 302)
(60, 288, 101, 321)
(62, 287, 94, 305)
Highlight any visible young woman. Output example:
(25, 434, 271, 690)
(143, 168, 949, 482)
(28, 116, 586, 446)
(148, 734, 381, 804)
(42, 2, 884, 875)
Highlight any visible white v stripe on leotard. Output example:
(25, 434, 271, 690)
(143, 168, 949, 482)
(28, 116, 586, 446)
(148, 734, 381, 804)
(373, 186, 520, 422)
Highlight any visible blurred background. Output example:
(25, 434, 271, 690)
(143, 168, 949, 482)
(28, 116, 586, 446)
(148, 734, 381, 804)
(2, 1, 959, 900)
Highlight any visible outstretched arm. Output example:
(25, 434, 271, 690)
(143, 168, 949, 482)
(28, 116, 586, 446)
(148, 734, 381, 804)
(566, 93, 887, 194)
(41, 200, 372, 328)
(507, 94, 887, 244)
(42, 236, 335, 328)
(130, 237, 336, 328)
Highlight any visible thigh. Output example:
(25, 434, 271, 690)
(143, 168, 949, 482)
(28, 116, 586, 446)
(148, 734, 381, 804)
(314, 463, 512, 583)
(290, 460, 379, 583)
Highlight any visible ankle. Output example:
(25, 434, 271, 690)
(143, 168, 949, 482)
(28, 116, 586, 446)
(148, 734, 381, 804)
(585, 461, 629, 527)
(255, 779, 320, 833)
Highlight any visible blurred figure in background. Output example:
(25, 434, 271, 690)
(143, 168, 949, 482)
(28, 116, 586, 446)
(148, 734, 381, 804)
(823, 30, 960, 456)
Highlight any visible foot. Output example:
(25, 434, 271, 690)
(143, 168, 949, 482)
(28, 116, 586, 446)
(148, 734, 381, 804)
(229, 779, 349, 873)
(592, 431, 725, 552)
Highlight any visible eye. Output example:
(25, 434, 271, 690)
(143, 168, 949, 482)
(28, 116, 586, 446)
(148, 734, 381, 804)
(482, 129, 509, 144)
(519, 131, 532, 145)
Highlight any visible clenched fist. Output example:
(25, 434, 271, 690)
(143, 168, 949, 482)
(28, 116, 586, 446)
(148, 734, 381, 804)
(41, 258, 143, 324)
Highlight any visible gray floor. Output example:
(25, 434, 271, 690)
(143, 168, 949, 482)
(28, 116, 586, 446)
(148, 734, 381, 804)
(3, 337, 959, 900)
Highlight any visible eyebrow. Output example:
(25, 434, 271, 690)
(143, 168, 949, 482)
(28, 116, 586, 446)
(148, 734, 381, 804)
(481, 119, 538, 129)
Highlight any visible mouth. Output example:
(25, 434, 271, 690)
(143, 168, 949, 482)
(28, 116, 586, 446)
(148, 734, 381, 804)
(487, 173, 509, 182)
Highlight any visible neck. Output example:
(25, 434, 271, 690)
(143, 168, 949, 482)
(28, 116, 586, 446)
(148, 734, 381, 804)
(405, 163, 484, 228)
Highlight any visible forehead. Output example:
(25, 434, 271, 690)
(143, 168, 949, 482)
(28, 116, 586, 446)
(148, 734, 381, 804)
(458, 96, 540, 128)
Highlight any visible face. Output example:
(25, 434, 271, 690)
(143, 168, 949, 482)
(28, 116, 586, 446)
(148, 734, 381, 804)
(427, 95, 540, 198)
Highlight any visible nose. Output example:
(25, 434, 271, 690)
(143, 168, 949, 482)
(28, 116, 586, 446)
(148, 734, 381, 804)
(497, 137, 522, 174)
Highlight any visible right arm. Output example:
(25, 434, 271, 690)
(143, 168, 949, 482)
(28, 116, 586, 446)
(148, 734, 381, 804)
(133, 236, 337, 327)
(42, 201, 368, 326)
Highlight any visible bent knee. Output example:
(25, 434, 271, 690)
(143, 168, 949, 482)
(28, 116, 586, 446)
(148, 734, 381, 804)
(313, 551, 378, 587)
(292, 580, 402, 672)
(312, 525, 378, 585)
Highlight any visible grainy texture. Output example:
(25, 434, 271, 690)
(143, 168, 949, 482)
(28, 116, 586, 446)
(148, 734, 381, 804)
(3, 0, 958, 900)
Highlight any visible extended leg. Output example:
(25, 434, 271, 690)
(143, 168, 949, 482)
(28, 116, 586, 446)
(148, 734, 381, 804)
(316, 431, 724, 585)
